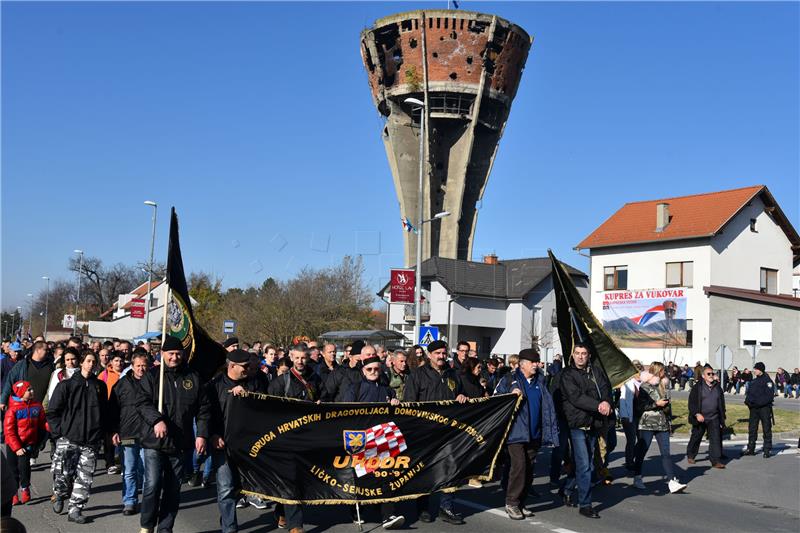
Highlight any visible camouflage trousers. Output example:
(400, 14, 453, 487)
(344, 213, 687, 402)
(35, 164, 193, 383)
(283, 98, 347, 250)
(51, 437, 98, 512)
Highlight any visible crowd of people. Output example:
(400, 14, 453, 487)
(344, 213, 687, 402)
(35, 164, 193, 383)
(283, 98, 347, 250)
(0, 335, 783, 533)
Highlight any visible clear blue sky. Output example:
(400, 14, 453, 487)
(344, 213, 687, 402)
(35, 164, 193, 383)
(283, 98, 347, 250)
(2, 1, 798, 311)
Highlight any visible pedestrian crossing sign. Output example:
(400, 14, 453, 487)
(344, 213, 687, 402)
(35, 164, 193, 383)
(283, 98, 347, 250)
(418, 326, 439, 347)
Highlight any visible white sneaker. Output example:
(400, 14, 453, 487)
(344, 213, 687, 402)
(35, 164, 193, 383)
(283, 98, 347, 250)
(382, 515, 405, 529)
(633, 475, 646, 489)
(668, 477, 687, 494)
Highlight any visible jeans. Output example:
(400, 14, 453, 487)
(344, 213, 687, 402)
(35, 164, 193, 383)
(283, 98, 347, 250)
(141, 449, 184, 532)
(417, 492, 455, 514)
(569, 428, 597, 508)
(212, 450, 239, 533)
(621, 418, 638, 468)
(122, 443, 145, 506)
(193, 449, 213, 479)
(735, 382, 742, 394)
(633, 430, 673, 479)
(549, 423, 571, 483)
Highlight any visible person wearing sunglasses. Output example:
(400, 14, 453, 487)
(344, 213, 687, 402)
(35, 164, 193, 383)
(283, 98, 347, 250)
(687, 364, 727, 469)
(341, 355, 403, 529)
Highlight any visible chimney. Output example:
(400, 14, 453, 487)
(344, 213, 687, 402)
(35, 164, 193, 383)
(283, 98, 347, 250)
(483, 253, 499, 265)
(656, 202, 670, 232)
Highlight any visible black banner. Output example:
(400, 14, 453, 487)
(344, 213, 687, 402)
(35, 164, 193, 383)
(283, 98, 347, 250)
(165, 208, 227, 382)
(549, 249, 636, 389)
(226, 393, 521, 504)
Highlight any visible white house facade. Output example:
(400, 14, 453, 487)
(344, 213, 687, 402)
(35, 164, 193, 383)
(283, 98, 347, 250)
(577, 185, 800, 371)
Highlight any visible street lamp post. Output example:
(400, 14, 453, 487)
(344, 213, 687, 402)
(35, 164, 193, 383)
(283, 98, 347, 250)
(144, 201, 158, 336)
(12, 307, 21, 337)
(73, 250, 84, 336)
(405, 97, 427, 345)
(42, 276, 50, 340)
(27, 294, 33, 337)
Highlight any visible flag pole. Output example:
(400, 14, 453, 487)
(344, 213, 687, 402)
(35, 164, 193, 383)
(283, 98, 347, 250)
(158, 284, 171, 413)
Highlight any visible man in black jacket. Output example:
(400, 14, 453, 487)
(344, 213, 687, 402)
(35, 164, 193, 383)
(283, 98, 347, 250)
(266, 345, 321, 533)
(47, 351, 110, 524)
(321, 341, 369, 402)
(136, 335, 211, 533)
(742, 362, 774, 458)
(559, 343, 612, 519)
(687, 364, 726, 469)
(110, 351, 148, 516)
(403, 340, 468, 525)
(207, 349, 269, 533)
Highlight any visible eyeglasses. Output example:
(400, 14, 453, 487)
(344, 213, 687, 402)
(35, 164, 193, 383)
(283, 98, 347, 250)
(704, 372, 715, 377)
(364, 367, 381, 373)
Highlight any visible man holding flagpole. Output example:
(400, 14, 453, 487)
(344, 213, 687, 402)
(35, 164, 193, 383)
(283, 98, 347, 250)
(136, 335, 211, 533)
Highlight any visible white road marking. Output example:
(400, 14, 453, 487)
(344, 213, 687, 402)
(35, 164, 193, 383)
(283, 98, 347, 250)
(551, 529, 581, 533)
(454, 498, 580, 532)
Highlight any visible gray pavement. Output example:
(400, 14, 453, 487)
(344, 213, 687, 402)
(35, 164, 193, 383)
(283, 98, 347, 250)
(11, 434, 800, 533)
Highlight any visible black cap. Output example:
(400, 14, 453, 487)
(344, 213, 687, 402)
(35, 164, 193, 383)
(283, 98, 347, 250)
(519, 348, 540, 363)
(161, 335, 183, 352)
(351, 340, 366, 356)
(227, 349, 250, 364)
(362, 356, 381, 367)
(427, 340, 447, 353)
(222, 337, 239, 349)
(754, 362, 766, 373)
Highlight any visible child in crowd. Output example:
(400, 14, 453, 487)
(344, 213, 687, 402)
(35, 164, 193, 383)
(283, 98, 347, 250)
(3, 381, 47, 504)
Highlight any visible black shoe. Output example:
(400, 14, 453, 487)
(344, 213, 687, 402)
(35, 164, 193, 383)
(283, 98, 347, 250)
(68, 510, 88, 524)
(763, 450, 772, 458)
(122, 505, 137, 516)
(52, 498, 64, 515)
(439, 508, 465, 525)
(558, 488, 576, 507)
(201, 478, 210, 489)
(579, 506, 600, 519)
(418, 510, 433, 523)
(741, 449, 756, 457)
(188, 471, 202, 487)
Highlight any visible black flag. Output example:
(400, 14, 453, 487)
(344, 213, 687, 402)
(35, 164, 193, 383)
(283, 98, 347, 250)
(549, 250, 636, 389)
(166, 208, 227, 381)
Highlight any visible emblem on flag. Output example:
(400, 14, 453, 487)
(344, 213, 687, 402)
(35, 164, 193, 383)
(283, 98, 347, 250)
(343, 422, 408, 477)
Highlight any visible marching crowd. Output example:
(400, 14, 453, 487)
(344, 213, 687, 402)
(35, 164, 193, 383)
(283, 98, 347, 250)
(0, 335, 781, 533)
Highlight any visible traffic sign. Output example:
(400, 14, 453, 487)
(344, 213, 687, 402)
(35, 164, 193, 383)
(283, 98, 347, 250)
(62, 314, 75, 329)
(130, 298, 145, 319)
(715, 344, 733, 369)
(418, 326, 439, 347)
(223, 320, 237, 335)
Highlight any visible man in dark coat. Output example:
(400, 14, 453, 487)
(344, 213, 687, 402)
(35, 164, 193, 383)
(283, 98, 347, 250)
(686, 364, 726, 469)
(47, 351, 110, 524)
(315, 343, 338, 383)
(403, 340, 468, 525)
(559, 343, 612, 519)
(321, 341, 370, 402)
(207, 349, 269, 533)
(266, 345, 321, 532)
(341, 355, 404, 529)
(742, 361, 774, 458)
(1, 341, 54, 409)
(494, 348, 558, 520)
(110, 351, 148, 515)
(136, 335, 211, 533)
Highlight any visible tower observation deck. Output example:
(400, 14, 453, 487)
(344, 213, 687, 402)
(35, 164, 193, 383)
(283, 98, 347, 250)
(360, 10, 531, 266)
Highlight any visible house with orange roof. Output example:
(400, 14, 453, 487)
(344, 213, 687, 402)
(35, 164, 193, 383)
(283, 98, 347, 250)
(576, 185, 799, 371)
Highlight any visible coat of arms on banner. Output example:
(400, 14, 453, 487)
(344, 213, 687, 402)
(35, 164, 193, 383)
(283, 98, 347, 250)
(343, 430, 367, 455)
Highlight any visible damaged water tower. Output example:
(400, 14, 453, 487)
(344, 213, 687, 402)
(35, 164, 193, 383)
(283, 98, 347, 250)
(361, 10, 531, 266)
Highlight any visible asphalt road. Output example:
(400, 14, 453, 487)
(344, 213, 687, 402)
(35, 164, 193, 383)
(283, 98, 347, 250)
(11, 433, 800, 533)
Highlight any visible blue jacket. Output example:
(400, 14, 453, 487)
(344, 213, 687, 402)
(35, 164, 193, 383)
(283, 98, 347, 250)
(495, 369, 559, 447)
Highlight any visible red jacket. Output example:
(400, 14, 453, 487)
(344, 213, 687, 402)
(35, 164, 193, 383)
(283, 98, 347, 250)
(3, 395, 47, 452)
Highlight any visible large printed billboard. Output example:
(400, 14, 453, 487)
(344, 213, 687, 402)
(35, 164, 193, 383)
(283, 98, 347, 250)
(601, 288, 687, 348)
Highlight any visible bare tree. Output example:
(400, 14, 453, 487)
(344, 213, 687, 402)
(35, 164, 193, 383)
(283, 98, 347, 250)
(68, 256, 143, 315)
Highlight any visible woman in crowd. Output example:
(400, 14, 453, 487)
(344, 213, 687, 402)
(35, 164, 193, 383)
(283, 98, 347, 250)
(44, 348, 79, 409)
(632, 362, 687, 494)
(459, 358, 488, 399)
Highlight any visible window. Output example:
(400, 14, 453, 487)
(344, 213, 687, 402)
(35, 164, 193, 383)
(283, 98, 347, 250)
(666, 261, 693, 288)
(760, 268, 778, 294)
(604, 266, 628, 290)
(750, 218, 757, 232)
(740, 319, 772, 349)
(685, 319, 693, 347)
